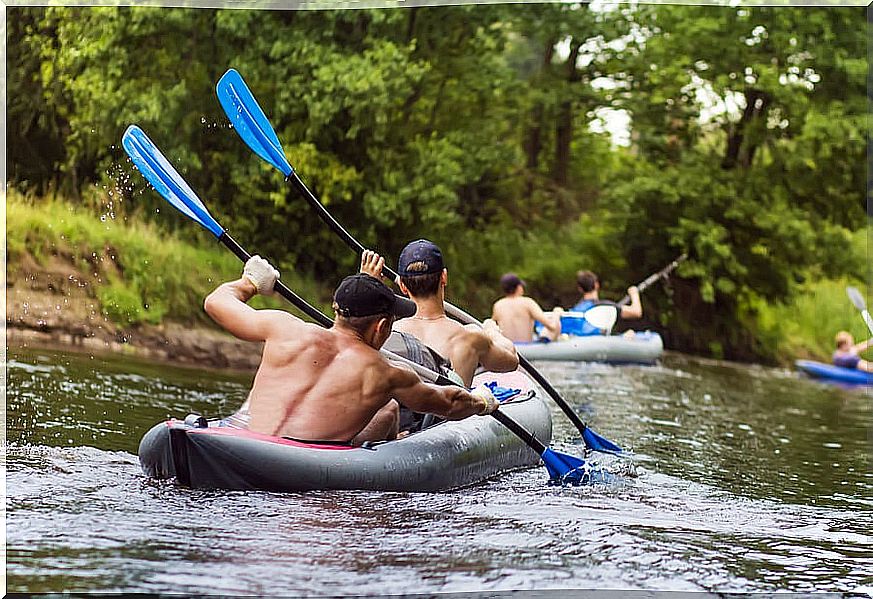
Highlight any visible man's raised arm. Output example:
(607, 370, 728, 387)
(204, 255, 299, 342)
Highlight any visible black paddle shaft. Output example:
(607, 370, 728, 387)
(218, 231, 332, 327)
(617, 254, 688, 307)
(286, 173, 399, 281)
(491, 409, 547, 454)
(283, 171, 608, 444)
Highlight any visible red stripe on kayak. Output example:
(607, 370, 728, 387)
(186, 426, 357, 450)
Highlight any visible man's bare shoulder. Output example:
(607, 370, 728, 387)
(256, 309, 314, 338)
(493, 297, 510, 309)
(524, 297, 545, 311)
(393, 317, 413, 333)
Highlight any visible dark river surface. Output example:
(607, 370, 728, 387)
(5, 346, 872, 595)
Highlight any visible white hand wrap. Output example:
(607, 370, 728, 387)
(243, 255, 280, 296)
(471, 384, 499, 415)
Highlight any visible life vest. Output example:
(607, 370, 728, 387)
(382, 331, 459, 382)
(382, 331, 461, 433)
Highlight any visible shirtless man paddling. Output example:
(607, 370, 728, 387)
(360, 241, 518, 387)
(204, 256, 499, 446)
(491, 273, 561, 343)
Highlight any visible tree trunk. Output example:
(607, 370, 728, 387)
(406, 7, 417, 44)
(523, 38, 556, 176)
(722, 88, 771, 170)
(553, 39, 582, 187)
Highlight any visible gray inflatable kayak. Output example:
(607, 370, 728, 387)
(516, 331, 663, 364)
(138, 370, 552, 492)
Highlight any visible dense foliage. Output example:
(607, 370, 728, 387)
(8, 5, 868, 361)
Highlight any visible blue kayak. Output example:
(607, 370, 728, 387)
(795, 360, 873, 386)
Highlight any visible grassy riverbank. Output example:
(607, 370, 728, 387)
(7, 190, 329, 326)
(755, 262, 871, 363)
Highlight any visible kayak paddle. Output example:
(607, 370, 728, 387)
(846, 286, 873, 336)
(122, 125, 332, 328)
(215, 67, 623, 455)
(617, 253, 688, 307)
(544, 303, 619, 333)
(121, 124, 600, 485)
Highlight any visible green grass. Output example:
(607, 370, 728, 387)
(6, 190, 330, 326)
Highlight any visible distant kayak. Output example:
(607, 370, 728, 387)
(795, 360, 873, 386)
(516, 331, 663, 364)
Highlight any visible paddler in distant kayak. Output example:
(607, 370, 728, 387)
(569, 270, 642, 336)
(491, 273, 562, 343)
(204, 256, 499, 446)
(832, 331, 872, 372)
(359, 241, 518, 387)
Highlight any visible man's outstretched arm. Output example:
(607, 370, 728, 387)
(620, 285, 643, 319)
(388, 365, 498, 421)
(528, 298, 561, 338)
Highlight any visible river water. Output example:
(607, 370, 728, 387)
(5, 346, 872, 595)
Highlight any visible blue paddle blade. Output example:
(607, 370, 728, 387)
(122, 125, 224, 238)
(581, 427, 624, 455)
(216, 69, 293, 177)
(541, 448, 593, 485)
(542, 448, 616, 485)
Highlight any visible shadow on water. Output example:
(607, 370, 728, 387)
(5, 347, 873, 594)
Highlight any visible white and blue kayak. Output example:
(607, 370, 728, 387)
(795, 359, 873, 386)
(517, 331, 663, 364)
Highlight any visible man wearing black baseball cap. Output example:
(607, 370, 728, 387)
(204, 256, 499, 445)
(360, 240, 518, 387)
(491, 273, 562, 343)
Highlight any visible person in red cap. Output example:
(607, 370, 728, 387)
(360, 241, 518, 387)
(491, 273, 562, 343)
(204, 256, 499, 445)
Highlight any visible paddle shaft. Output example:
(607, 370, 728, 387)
(282, 172, 595, 436)
(219, 231, 333, 328)
(847, 286, 873, 336)
(617, 254, 687, 307)
(285, 173, 403, 281)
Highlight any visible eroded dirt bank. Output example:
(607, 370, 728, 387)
(6, 253, 261, 372)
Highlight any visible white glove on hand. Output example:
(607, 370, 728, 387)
(471, 383, 499, 415)
(243, 255, 279, 296)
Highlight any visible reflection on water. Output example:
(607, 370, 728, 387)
(5, 347, 873, 594)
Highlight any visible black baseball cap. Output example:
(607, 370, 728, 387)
(500, 273, 525, 293)
(333, 274, 417, 319)
(397, 239, 445, 276)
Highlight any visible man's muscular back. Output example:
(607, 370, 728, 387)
(248, 319, 399, 441)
